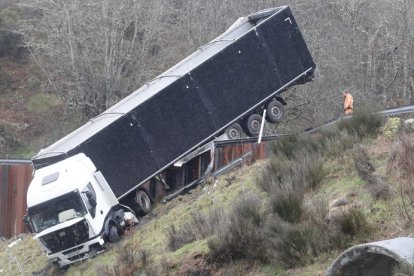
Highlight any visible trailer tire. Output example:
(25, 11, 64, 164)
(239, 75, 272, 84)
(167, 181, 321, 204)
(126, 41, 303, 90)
(266, 100, 284, 123)
(245, 114, 262, 136)
(135, 190, 151, 215)
(225, 123, 243, 139)
(108, 225, 120, 243)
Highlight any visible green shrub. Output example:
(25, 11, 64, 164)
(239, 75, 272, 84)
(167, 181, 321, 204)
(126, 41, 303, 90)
(382, 117, 401, 139)
(256, 155, 295, 193)
(0, 8, 19, 28)
(269, 181, 304, 223)
(258, 149, 326, 210)
(208, 194, 269, 263)
(167, 225, 197, 251)
(167, 208, 225, 251)
(265, 213, 328, 267)
(338, 105, 383, 138)
(271, 134, 320, 160)
(337, 209, 371, 237)
(116, 242, 148, 271)
(320, 129, 359, 157)
(258, 149, 326, 224)
(0, 124, 20, 155)
(300, 152, 327, 190)
(26, 93, 62, 114)
(0, 8, 21, 58)
(388, 134, 414, 226)
(277, 224, 324, 266)
(96, 241, 149, 276)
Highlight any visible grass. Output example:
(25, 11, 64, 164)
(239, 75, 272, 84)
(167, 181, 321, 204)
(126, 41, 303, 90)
(185, 109, 384, 269)
(393, 261, 414, 276)
(0, 235, 48, 275)
(387, 133, 414, 228)
(2, 112, 412, 275)
(63, 163, 261, 276)
(207, 193, 269, 263)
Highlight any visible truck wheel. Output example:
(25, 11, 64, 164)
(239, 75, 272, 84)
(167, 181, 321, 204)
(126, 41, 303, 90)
(109, 225, 120, 243)
(266, 100, 285, 123)
(135, 190, 151, 215)
(245, 114, 262, 136)
(59, 264, 70, 271)
(225, 123, 243, 139)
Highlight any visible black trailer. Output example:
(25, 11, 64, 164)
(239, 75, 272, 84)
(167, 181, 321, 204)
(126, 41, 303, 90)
(32, 6, 316, 199)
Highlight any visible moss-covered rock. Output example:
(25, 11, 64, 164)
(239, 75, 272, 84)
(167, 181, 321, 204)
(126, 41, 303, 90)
(381, 117, 401, 138)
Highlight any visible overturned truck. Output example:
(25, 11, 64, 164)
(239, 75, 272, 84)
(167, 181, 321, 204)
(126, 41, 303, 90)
(24, 6, 316, 268)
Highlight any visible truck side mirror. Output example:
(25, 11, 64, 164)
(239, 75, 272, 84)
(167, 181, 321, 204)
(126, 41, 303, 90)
(23, 214, 33, 233)
(86, 191, 97, 208)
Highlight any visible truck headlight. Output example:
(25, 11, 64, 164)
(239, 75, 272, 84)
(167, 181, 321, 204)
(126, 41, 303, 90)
(49, 257, 60, 263)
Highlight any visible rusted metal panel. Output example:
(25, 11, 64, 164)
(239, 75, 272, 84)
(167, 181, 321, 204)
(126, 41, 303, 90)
(0, 165, 9, 238)
(0, 161, 32, 238)
(215, 142, 269, 170)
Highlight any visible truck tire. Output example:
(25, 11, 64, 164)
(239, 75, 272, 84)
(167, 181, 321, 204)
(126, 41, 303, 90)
(135, 190, 151, 215)
(225, 123, 243, 139)
(59, 264, 70, 271)
(108, 225, 120, 243)
(266, 100, 285, 123)
(245, 114, 262, 136)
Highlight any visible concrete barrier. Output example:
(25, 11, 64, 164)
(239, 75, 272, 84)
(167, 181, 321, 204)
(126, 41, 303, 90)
(326, 237, 414, 276)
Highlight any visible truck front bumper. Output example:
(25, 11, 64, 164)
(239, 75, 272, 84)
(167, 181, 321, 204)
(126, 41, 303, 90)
(47, 235, 105, 267)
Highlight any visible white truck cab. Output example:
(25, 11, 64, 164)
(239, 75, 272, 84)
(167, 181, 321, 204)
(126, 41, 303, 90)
(25, 153, 137, 268)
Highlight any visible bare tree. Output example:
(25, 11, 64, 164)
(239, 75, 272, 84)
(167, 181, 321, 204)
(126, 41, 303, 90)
(17, 0, 414, 128)
(19, 0, 168, 119)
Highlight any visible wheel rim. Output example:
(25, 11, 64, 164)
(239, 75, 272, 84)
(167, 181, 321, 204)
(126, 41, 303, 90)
(229, 128, 240, 138)
(271, 105, 282, 119)
(251, 120, 260, 131)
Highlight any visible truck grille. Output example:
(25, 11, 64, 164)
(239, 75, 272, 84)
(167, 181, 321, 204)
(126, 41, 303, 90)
(40, 219, 89, 254)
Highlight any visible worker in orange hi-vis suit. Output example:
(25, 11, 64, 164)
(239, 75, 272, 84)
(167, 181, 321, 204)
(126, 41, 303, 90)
(343, 90, 353, 115)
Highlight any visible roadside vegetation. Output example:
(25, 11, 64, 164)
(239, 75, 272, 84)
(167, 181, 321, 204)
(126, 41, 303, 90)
(163, 108, 384, 272)
(1, 0, 414, 273)
(3, 107, 413, 275)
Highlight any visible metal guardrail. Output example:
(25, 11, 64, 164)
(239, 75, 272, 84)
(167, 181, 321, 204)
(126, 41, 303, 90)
(377, 104, 414, 117)
(0, 159, 32, 165)
(215, 105, 414, 147)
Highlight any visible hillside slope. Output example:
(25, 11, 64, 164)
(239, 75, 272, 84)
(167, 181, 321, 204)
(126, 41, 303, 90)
(1, 116, 413, 275)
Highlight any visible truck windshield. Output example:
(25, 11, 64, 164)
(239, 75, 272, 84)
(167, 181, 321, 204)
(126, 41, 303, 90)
(28, 190, 87, 233)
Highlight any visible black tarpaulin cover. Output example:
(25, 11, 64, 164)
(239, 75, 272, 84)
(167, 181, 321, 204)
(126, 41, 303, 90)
(33, 6, 316, 198)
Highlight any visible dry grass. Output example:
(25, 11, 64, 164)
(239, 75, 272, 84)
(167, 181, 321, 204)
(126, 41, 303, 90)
(336, 209, 371, 237)
(269, 182, 304, 223)
(352, 144, 390, 199)
(95, 240, 149, 276)
(207, 194, 269, 263)
(167, 208, 225, 251)
(338, 105, 383, 138)
(3, 109, 398, 275)
(393, 262, 414, 276)
(388, 134, 414, 227)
